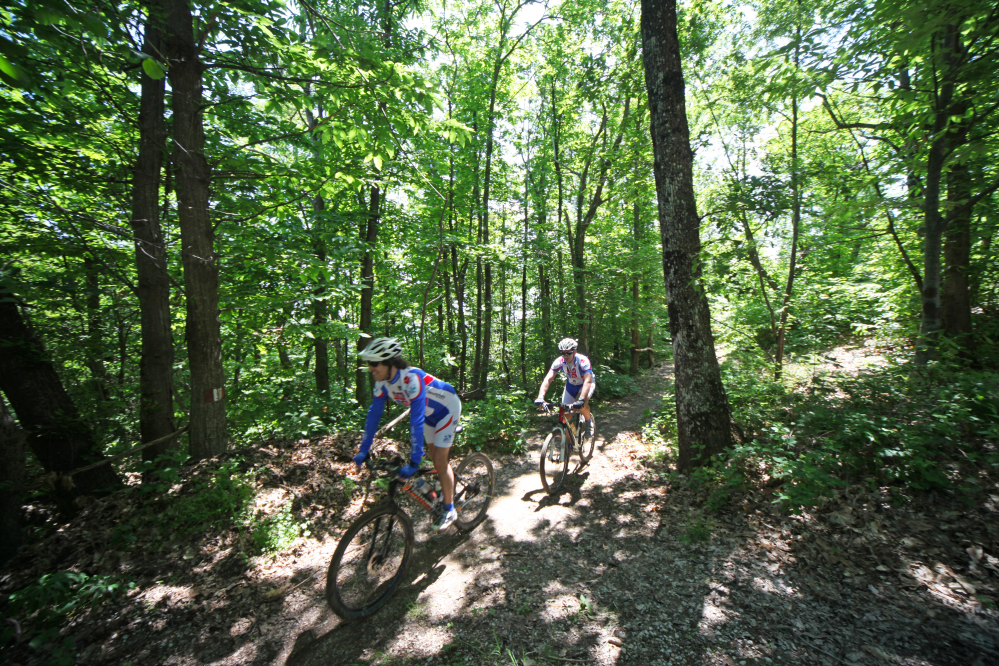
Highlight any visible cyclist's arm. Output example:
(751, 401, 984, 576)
(580, 371, 594, 407)
(359, 391, 388, 455)
(536, 368, 557, 402)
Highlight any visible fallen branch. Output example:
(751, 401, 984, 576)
(375, 408, 410, 437)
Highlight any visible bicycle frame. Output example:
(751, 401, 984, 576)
(539, 402, 581, 447)
(365, 459, 441, 517)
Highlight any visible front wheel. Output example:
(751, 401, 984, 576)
(325, 504, 414, 619)
(453, 452, 494, 531)
(576, 413, 596, 467)
(540, 428, 569, 495)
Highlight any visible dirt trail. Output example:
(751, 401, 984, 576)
(278, 367, 998, 666)
(5, 364, 997, 666)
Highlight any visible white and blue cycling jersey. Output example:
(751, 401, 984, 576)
(360, 366, 461, 462)
(550, 353, 595, 402)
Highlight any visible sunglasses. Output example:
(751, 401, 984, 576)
(561, 351, 574, 357)
(367, 361, 381, 367)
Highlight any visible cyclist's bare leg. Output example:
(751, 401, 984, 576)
(429, 444, 455, 505)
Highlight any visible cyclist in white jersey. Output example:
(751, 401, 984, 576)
(352, 337, 462, 531)
(534, 337, 595, 435)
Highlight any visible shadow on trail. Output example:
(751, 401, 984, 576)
(286, 463, 997, 666)
(281, 372, 997, 666)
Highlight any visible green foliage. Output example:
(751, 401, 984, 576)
(690, 456, 747, 512)
(154, 458, 255, 537)
(641, 389, 679, 451)
(680, 520, 712, 544)
(3, 571, 132, 665)
(459, 389, 530, 454)
(717, 356, 999, 510)
(244, 503, 308, 556)
(593, 365, 639, 400)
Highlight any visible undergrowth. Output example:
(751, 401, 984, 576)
(642, 354, 999, 512)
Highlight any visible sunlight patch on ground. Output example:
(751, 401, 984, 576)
(380, 624, 453, 661)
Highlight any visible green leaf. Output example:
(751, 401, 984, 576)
(142, 59, 166, 80)
(0, 54, 19, 79)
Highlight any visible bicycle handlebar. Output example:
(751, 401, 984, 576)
(534, 401, 582, 415)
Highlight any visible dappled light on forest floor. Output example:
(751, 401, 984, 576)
(3, 367, 998, 665)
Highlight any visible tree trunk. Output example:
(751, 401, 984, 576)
(631, 200, 642, 375)
(521, 173, 529, 389)
(641, 0, 733, 471)
(774, 24, 802, 382)
(942, 145, 974, 360)
(916, 25, 958, 365)
(83, 258, 109, 402)
(356, 185, 380, 405)
(132, 4, 177, 462)
(0, 395, 26, 562)
(165, 0, 226, 457)
(0, 295, 122, 506)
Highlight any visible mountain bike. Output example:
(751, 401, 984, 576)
(536, 401, 596, 494)
(325, 437, 494, 619)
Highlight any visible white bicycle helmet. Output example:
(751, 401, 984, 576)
(557, 337, 578, 352)
(358, 337, 403, 362)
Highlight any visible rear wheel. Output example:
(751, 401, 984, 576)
(540, 428, 569, 495)
(325, 504, 414, 619)
(453, 452, 494, 531)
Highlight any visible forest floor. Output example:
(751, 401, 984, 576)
(3, 354, 999, 666)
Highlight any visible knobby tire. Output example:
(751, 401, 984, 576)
(540, 427, 569, 495)
(325, 504, 414, 619)
(576, 413, 596, 467)
(453, 452, 494, 530)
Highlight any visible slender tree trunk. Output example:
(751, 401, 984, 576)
(165, 0, 226, 457)
(521, 172, 529, 389)
(774, 25, 801, 382)
(641, 0, 733, 471)
(131, 4, 176, 463)
(916, 25, 958, 364)
(0, 296, 122, 505)
(304, 107, 331, 396)
(83, 258, 109, 402)
(942, 142, 974, 360)
(631, 200, 642, 375)
(356, 185, 380, 404)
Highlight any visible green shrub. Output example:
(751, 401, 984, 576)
(460, 389, 530, 454)
(244, 503, 308, 556)
(593, 365, 640, 400)
(719, 358, 999, 510)
(154, 457, 255, 536)
(3, 571, 132, 666)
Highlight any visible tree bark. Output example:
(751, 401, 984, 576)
(942, 146, 974, 360)
(641, 0, 733, 471)
(132, 3, 177, 462)
(0, 295, 122, 506)
(304, 107, 331, 396)
(774, 23, 802, 382)
(915, 24, 959, 364)
(631, 200, 642, 375)
(165, 0, 227, 457)
(356, 185, 380, 404)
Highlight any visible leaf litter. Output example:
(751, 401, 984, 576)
(1, 366, 998, 665)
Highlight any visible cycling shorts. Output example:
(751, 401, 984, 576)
(424, 400, 461, 449)
(562, 380, 594, 405)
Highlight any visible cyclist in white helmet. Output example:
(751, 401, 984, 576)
(534, 338, 595, 436)
(352, 337, 462, 531)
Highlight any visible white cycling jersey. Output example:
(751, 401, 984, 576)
(549, 352, 594, 386)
